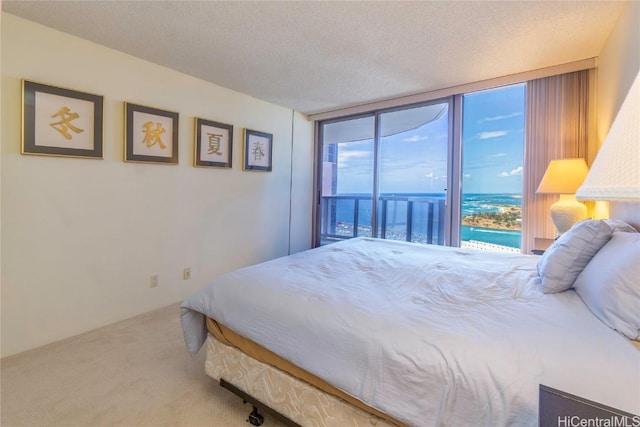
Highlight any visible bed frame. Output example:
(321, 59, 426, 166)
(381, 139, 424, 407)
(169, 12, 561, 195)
(219, 378, 301, 427)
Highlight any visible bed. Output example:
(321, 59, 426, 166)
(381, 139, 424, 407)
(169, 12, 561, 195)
(181, 216, 640, 426)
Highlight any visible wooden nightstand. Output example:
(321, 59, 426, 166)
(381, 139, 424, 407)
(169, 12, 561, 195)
(539, 385, 638, 427)
(532, 238, 554, 255)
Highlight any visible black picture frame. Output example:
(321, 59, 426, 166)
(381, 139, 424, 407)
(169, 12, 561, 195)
(22, 80, 103, 159)
(194, 118, 233, 168)
(243, 129, 273, 172)
(124, 102, 179, 164)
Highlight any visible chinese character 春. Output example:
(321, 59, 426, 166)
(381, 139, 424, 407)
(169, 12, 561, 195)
(207, 133, 223, 155)
(252, 141, 265, 161)
(50, 106, 84, 140)
(142, 122, 166, 149)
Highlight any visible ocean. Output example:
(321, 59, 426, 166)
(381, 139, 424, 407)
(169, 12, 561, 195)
(330, 193, 522, 249)
(461, 193, 522, 248)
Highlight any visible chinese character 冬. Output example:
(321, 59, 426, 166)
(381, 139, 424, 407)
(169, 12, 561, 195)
(142, 122, 166, 149)
(207, 133, 223, 155)
(50, 106, 84, 140)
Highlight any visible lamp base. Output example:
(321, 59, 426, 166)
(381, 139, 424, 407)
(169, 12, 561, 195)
(550, 194, 587, 236)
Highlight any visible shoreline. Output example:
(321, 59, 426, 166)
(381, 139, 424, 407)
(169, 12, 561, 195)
(461, 205, 521, 231)
(330, 222, 521, 253)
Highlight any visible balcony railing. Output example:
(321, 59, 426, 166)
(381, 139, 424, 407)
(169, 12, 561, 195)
(321, 195, 445, 245)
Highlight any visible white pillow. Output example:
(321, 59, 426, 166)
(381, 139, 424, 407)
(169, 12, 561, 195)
(573, 231, 640, 340)
(605, 219, 639, 234)
(537, 219, 636, 294)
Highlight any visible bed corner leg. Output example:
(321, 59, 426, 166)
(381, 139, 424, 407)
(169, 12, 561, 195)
(219, 378, 301, 427)
(247, 406, 264, 426)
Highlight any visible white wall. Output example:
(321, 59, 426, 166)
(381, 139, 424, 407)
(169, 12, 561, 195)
(596, 0, 640, 147)
(290, 113, 315, 254)
(1, 13, 313, 357)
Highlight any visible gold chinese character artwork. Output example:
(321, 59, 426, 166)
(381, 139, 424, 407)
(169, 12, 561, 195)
(243, 129, 272, 172)
(49, 106, 84, 140)
(22, 80, 104, 158)
(141, 122, 167, 149)
(125, 103, 179, 164)
(207, 133, 223, 155)
(195, 118, 233, 168)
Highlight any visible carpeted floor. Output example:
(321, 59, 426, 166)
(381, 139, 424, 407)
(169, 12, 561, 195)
(1, 303, 285, 427)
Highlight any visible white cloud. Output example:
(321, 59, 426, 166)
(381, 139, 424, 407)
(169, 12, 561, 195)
(338, 150, 370, 161)
(337, 150, 371, 168)
(403, 135, 429, 142)
(497, 166, 523, 177)
(488, 152, 507, 158)
(479, 130, 508, 140)
(479, 112, 522, 123)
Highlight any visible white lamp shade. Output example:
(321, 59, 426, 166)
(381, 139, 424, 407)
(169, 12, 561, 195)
(576, 70, 640, 201)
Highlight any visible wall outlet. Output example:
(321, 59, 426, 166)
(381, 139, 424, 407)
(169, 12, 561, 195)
(150, 275, 159, 288)
(183, 268, 191, 280)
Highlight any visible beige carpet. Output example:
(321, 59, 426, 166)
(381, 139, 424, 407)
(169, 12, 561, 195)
(1, 303, 285, 427)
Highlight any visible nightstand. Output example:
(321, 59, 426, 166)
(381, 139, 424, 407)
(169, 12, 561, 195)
(539, 385, 638, 427)
(532, 237, 554, 255)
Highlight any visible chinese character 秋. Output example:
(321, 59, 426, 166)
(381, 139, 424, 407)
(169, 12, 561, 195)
(207, 133, 223, 155)
(252, 141, 264, 161)
(50, 106, 84, 140)
(142, 122, 166, 149)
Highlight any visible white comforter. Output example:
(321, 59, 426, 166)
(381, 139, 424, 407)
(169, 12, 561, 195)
(181, 238, 640, 426)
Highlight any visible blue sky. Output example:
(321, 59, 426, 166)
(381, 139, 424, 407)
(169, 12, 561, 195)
(332, 83, 525, 195)
(462, 83, 525, 194)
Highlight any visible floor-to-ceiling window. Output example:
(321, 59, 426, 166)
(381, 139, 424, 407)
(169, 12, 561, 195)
(315, 83, 526, 252)
(317, 100, 453, 246)
(377, 103, 450, 244)
(319, 115, 376, 241)
(460, 84, 526, 252)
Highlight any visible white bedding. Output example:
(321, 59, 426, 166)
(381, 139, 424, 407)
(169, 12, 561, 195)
(181, 237, 640, 426)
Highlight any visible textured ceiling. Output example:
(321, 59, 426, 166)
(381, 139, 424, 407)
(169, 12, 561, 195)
(2, 1, 626, 116)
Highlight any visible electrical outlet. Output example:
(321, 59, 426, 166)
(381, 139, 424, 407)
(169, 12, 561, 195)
(150, 275, 159, 288)
(183, 268, 191, 280)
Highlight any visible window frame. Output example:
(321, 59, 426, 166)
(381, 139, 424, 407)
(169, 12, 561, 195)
(313, 98, 456, 247)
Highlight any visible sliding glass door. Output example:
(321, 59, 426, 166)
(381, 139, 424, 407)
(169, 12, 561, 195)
(377, 103, 450, 244)
(319, 116, 375, 243)
(317, 99, 452, 246)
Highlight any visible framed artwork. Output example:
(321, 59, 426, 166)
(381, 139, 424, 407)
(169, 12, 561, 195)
(124, 102, 179, 164)
(22, 80, 103, 158)
(194, 118, 233, 168)
(243, 129, 272, 172)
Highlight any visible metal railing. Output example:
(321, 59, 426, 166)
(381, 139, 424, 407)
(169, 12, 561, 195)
(321, 195, 446, 245)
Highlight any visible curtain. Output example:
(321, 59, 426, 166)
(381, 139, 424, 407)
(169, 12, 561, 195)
(522, 70, 592, 254)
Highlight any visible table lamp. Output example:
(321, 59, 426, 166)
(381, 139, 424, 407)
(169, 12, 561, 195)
(537, 158, 589, 236)
(576, 71, 639, 202)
